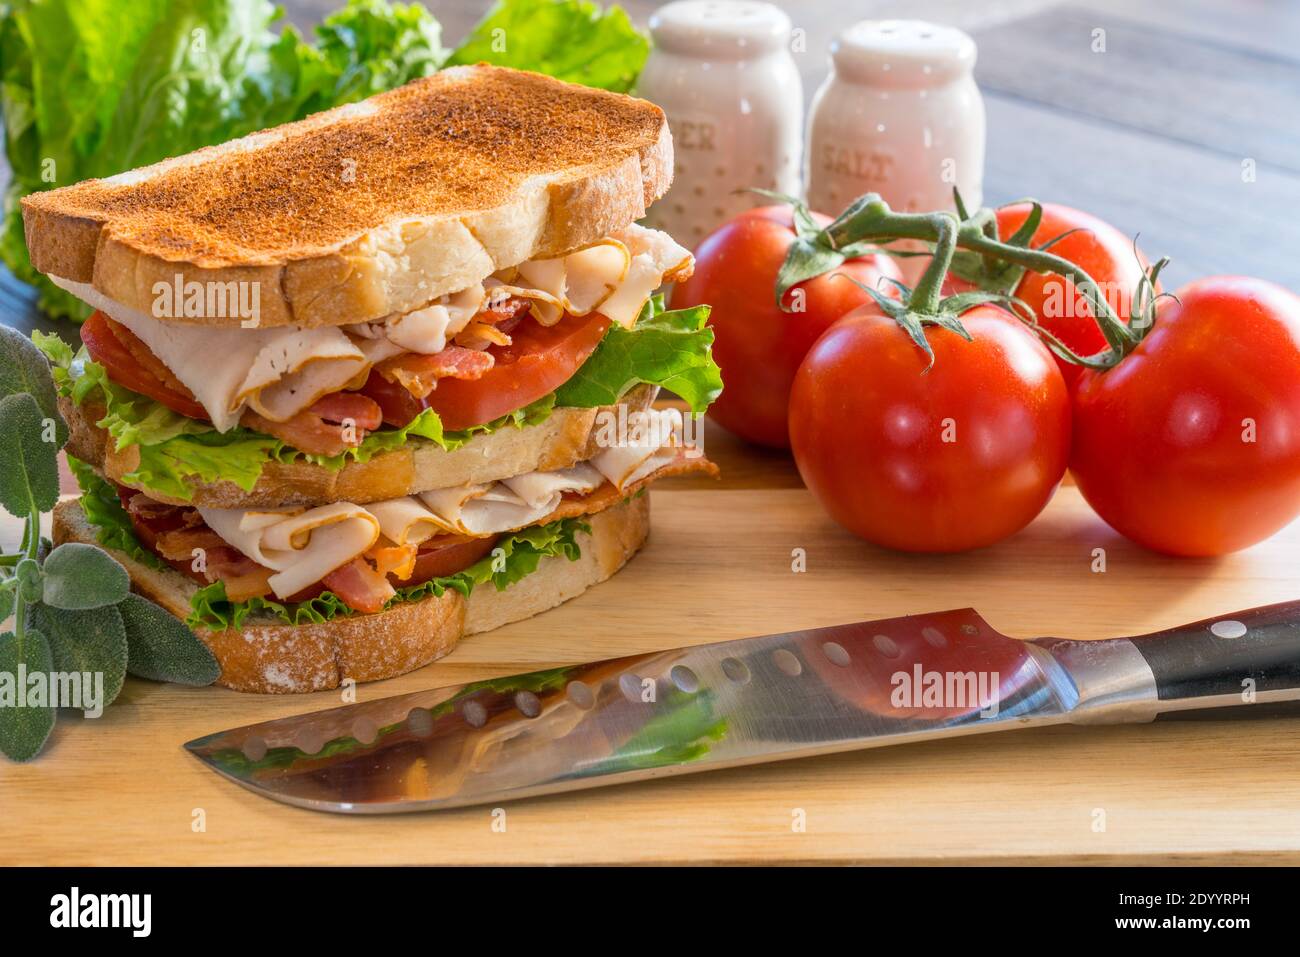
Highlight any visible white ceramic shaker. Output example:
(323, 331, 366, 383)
(806, 20, 985, 281)
(637, 0, 803, 247)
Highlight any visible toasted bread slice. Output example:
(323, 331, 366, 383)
(22, 65, 672, 329)
(61, 384, 657, 508)
(54, 492, 650, 694)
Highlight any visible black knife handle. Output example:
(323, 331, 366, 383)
(1128, 600, 1300, 706)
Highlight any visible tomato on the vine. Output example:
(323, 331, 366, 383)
(789, 303, 1071, 553)
(672, 205, 902, 448)
(950, 203, 1150, 387)
(1070, 276, 1300, 556)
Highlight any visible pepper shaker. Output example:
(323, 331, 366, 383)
(806, 20, 985, 278)
(638, 0, 803, 246)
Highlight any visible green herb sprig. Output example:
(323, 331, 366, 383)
(0, 327, 219, 762)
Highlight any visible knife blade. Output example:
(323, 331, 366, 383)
(184, 602, 1300, 814)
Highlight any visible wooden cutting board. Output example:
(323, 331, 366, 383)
(4, 425, 1300, 865)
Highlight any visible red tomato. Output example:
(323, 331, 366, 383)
(1071, 277, 1300, 556)
(672, 205, 902, 448)
(950, 204, 1149, 388)
(362, 311, 610, 431)
(81, 311, 209, 420)
(407, 535, 498, 583)
(789, 304, 1071, 552)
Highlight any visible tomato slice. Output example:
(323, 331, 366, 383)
(81, 311, 210, 420)
(360, 311, 612, 431)
(407, 535, 498, 582)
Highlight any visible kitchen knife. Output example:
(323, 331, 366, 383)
(184, 601, 1300, 814)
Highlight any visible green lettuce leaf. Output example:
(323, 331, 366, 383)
(448, 0, 648, 93)
(1, 0, 446, 320)
(555, 296, 723, 414)
(66, 456, 166, 571)
(186, 516, 589, 630)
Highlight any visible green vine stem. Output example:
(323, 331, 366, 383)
(12, 511, 40, 647)
(954, 207, 1138, 359)
(795, 192, 1157, 369)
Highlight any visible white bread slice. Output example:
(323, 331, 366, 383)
(60, 384, 656, 508)
(21, 66, 673, 329)
(53, 492, 650, 694)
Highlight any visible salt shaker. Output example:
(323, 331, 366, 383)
(806, 19, 985, 271)
(637, 0, 803, 246)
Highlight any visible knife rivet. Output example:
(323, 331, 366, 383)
(242, 736, 268, 762)
(721, 657, 751, 684)
(922, 627, 947, 648)
(296, 729, 327, 755)
(1211, 620, 1248, 640)
(462, 699, 488, 728)
(822, 641, 850, 667)
(407, 708, 435, 737)
(960, 624, 979, 636)
(352, 717, 379, 744)
(772, 648, 803, 676)
(620, 673, 647, 702)
(566, 680, 595, 709)
(515, 690, 542, 718)
(872, 634, 901, 658)
(670, 665, 700, 693)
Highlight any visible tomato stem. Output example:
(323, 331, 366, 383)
(958, 224, 1140, 361)
(911, 211, 960, 315)
(804, 193, 1148, 368)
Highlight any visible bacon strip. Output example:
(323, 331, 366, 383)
(206, 552, 276, 603)
(480, 296, 533, 325)
(309, 392, 383, 430)
(321, 558, 395, 614)
(153, 527, 228, 562)
(240, 397, 379, 457)
(375, 347, 494, 400)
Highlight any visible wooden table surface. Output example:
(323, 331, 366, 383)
(3, 0, 1300, 864)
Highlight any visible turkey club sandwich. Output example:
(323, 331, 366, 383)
(23, 65, 721, 694)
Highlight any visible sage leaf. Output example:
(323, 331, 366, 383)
(0, 578, 15, 623)
(0, 392, 60, 518)
(28, 603, 127, 709)
(0, 627, 56, 761)
(41, 542, 130, 610)
(0, 326, 68, 447)
(118, 594, 219, 686)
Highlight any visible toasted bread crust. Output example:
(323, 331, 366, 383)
(60, 384, 657, 508)
(53, 492, 650, 694)
(22, 66, 673, 329)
